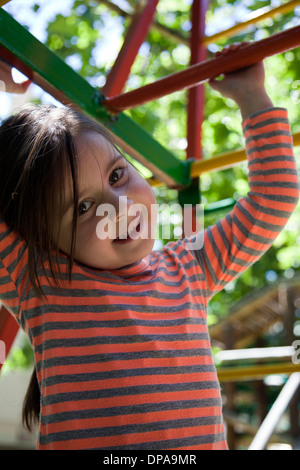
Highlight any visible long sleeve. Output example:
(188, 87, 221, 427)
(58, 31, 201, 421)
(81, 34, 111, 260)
(0, 218, 27, 319)
(197, 107, 299, 302)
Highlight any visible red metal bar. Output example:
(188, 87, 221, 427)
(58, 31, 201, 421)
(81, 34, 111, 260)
(187, 0, 208, 161)
(101, 0, 159, 97)
(182, 0, 208, 239)
(103, 24, 300, 113)
(0, 305, 19, 371)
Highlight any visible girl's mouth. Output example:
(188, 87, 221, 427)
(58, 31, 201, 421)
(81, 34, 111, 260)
(113, 222, 141, 244)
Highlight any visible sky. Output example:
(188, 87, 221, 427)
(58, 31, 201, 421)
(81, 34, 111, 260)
(4, 0, 74, 42)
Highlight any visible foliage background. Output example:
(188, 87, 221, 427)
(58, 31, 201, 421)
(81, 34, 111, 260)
(2, 0, 300, 366)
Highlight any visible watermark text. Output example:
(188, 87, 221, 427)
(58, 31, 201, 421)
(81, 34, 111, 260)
(292, 340, 300, 365)
(0, 340, 5, 364)
(95, 197, 204, 250)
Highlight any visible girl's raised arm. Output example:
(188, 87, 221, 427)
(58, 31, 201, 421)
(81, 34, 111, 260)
(0, 60, 31, 318)
(0, 59, 31, 94)
(195, 46, 300, 300)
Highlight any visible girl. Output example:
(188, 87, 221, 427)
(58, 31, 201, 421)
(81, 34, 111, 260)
(0, 46, 299, 450)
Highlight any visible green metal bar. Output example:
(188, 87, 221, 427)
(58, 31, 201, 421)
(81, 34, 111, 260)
(204, 197, 236, 214)
(0, 9, 190, 188)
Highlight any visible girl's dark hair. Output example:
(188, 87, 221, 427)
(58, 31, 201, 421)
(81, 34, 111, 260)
(0, 103, 115, 432)
(0, 103, 114, 297)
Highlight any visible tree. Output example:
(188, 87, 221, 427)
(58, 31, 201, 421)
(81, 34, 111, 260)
(3, 0, 300, 343)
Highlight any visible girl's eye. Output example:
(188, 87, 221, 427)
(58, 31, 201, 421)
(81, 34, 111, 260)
(109, 168, 124, 185)
(78, 201, 93, 216)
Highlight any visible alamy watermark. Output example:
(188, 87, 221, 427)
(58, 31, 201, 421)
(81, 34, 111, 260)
(95, 196, 204, 250)
(0, 340, 5, 364)
(292, 340, 300, 365)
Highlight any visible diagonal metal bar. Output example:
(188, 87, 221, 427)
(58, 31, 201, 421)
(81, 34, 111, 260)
(102, 0, 159, 97)
(0, 8, 190, 188)
(203, 0, 300, 45)
(103, 24, 300, 113)
(0, 305, 19, 372)
(248, 373, 300, 450)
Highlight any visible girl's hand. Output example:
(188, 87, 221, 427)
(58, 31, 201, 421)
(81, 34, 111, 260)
(0, 59, 31, 94)
(208, 42, 273, 119)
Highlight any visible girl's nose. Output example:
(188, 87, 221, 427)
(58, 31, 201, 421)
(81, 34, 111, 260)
(104, 191, 133, 222)
(116, 195, 134, 222)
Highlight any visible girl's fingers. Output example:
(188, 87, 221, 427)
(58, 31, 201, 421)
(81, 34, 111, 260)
(19, 79, 31, 94)
(0, 59, 31, 94)
(215, 41, 250, 57)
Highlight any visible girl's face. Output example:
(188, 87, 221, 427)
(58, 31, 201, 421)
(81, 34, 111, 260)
(58, 131, 157, 270)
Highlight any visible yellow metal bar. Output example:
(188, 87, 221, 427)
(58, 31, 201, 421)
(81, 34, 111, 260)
(203, 0, 300, 45)
(217, 362, 300, 382)
(191, 148, 246, 177)
(293, 131, 300, 146)
(147, 149, 246, 187)
(0, 1, 11, 7)
(147, 131, 300, 187)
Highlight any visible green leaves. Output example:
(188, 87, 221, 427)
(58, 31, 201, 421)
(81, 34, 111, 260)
(45, 2, 104, 78)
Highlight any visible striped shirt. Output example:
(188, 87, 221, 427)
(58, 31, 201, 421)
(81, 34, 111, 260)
(0, 108, 299, 450)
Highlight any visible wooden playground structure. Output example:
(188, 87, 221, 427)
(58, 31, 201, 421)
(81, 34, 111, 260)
(210, 275, 300, 448)
(0, 0, 300, 449)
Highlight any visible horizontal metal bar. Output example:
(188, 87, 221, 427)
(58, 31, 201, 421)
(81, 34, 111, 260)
(103, 25, 300, 112)
(147, 149, 246, 187)
(203, 0, 300, 45)
(190, 130, 300, 176)
(148, 131, 300, 187)
(217, 362, 300, 382)
(216, 346, 295, 363)
(204, 198, 236, 214)
(0, 9, 190, 187)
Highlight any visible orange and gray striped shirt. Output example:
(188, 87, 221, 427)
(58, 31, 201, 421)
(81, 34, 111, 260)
(0, 108, 299, 450)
